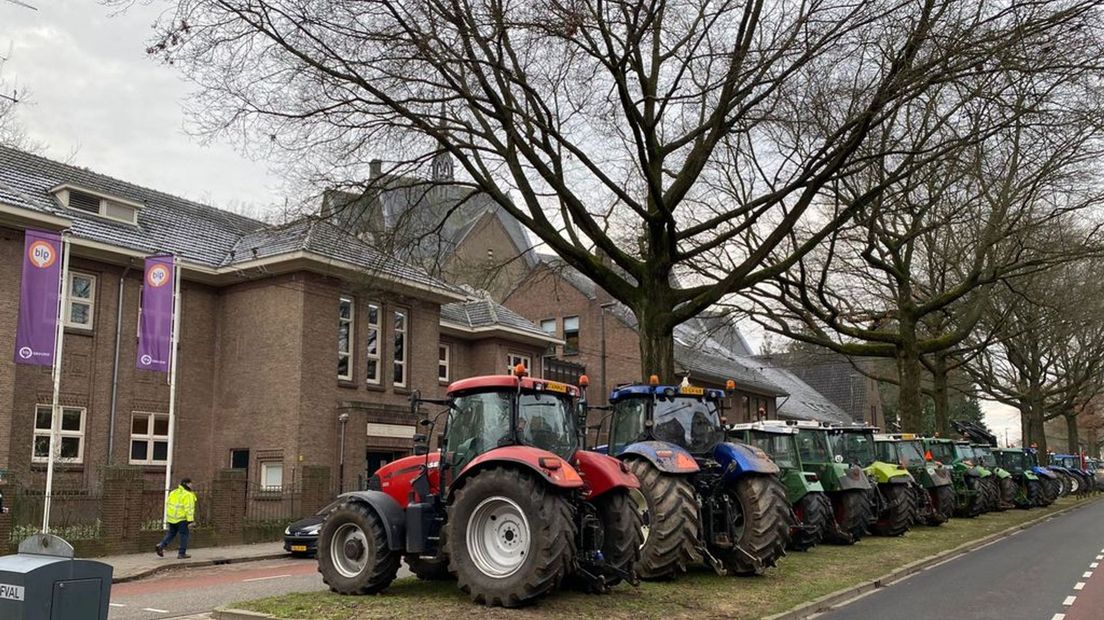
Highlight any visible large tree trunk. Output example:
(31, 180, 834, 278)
(1065, 414, 1080, 454)
(635, 303, 676, 383)
(1022, 395, 1048, 463)
(930, 355, 950, 436)
(895, 333, 924, 432)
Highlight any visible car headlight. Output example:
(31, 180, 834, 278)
(284, 527, 292, 536)
(303, 525, 321, 535)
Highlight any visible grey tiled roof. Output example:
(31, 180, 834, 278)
(732, 358, 850, 423)
(440, 299, 551, 338)
(0, 146, 457, 295)
(754, 351, 880, 424)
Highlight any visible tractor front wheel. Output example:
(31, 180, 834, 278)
(790, 491, 830, 551)
(447, 467, 575, 607)
(1026, 480, 1046, 508)
(825, 489, 870, 544)
(928, 485, 954, 525)
(718, 475, 792, 575)
(624, 458, 700, 580)
(317, 501, 401, 595)
(870, 484, 911, 537)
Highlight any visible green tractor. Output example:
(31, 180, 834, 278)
(951, 421, 1013, 511)
(992, 448, 1045, 508)
(922, 438, 985, 518)
(729, 421, 834, 551)
(953, 441, 999, 513)
(793, 422, 874, 544)
(831, 425, 915, 537)
(874, 433, 954, 525)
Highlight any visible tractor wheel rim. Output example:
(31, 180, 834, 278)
(467, 496, 531, 578)
(629, 488, 650, 548)
(330, 523, 370, 578)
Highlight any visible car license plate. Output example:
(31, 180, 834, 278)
(291, 545, 308, 552)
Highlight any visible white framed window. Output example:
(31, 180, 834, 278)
(130, 412, 170, 465)
(540, 318, 557, 356)
(32, 405, 86, 463)
(260, 461, 284, 490)
(338, 296, 354, 380)
(366, 303, 381, 384)
(393, 309, 408, 387)
(438, 343, 451, 383)
(563, 316, 580, 354)
(66, 272, 96, 329)
(507, 353, 532, 374)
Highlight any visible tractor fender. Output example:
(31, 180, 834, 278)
(618, 440, 700, 474)
(453, 446, 585, 495)
(965, 466, 985, 478)
(572, 449, 640, 500)
(865, 461, 911, 484)
(926, 466, 954, 487)
(715, 441, 780, 481)
(835, 464, 873, 491)
(336, 490, 406, 550)
(992, 467, 1013, 480)
(1023, 471, 1040, 481)
(1032, 466, 1057, 480)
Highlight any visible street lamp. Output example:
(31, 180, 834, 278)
(338, 412, 350, 492)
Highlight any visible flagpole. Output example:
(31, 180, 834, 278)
(42, 235, 70, 534)
(162, 260, 181, 528)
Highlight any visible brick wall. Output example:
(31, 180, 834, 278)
(441, 212, 531, 302)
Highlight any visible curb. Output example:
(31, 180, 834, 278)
(111, 551, 290, 584)
(214, 609, 283, 620)
(764, 497, 1103, 620)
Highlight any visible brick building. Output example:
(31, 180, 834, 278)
(0, 146, 557, 498)
(755, 350, 886, 428)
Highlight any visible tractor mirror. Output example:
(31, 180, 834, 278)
(413, 444, 429, 456)
(413, 433, 427, 443)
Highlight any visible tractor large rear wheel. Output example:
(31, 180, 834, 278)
(996, 478, 1015, 511)
(958, 477, 984, 518)
(447, 467, 574, 607)
(1067, 472, 1082, 495)
(318, 501, 401, 595)
(592, 488, 645, 587)
(718, 475, 792, 575)
(1043, 478, 1059, 505)
(980, 478, 999, 513)
(624, 458, 700, 580)
(870, 484, 911, 537)
(928, 485, 954, 525)
(1026, 480, 1046, 507)
(825, 489, 870, 544)
(1055, 472, 1070, 497)
(790, 491, 830, 551)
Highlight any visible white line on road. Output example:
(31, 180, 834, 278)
(1063, 596, 1077, 606)
(1074, 582, 1085, 590)
(241, 573, 292, 583)
(142, 608, 169, 614)
(1092, 562, 1100, 569)
(1084, 572, 1094, 578)
(1052, 614, 1066, 620)
(109, 603, 126, 607)
(1097, 555, 1103, 560)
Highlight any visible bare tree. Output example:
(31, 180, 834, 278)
(144, 0, 1104, 379)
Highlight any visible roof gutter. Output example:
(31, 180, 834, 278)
(439, 319, 563, 345)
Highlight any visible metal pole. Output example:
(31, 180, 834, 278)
(42, 236, 71, 534)
(162, 261, 182, 528)
(107, 267, 130, 464)
(338, 414, 349, 493)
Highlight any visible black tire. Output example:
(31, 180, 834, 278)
(624, 458, 700, 580)
(980, 477, 999, 513)
(825, 489, 870, 544)
(593, 489, 645, 587)
(1055, 472, 1070, 497)
(870, 484, 911, 537)
(717, 475, 792, 575)
(996, 477, 1015, 511)
(958, 477, 984, 518)
(1042, 478, 1059, 505)
(405, 555, 453, 581)
(317, 500, 401, 595)
(447, 467, 575, 607)
(1066, 472, 1082, 495)
(928, 485, 954, 525)
(790, 491, 830, 551)
(1026, 479, 1046, 508)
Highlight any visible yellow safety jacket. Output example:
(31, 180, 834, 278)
(166, 485, 196, 524)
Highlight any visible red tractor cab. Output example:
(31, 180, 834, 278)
(317, 369, 643, 607)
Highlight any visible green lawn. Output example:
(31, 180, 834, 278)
(239, 496, 1095, 620)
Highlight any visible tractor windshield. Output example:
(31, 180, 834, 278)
(875, 441, 899, 464)
(973, 446, 997, 468)
(518, 392, 578, 458)
(830, 431, 876, 466)
(997, 450, 1025, 473)
(953, 444, 975, 462)
(1026, 451, 1040, 468)
(651, 396, 724, 455)
(747, 431, 798, 469)
(448, 389, 577, 467)
(795, 429, 833, 464)
(609, 398, 647, 455)
(927, 441, 956, 463)
(899, 441, 927, 468)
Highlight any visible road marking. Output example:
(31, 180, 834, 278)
(1084, 571, 1094, 578)
(1092, 562, 1100, 569)
(109, 603, 125, 607)
(1063, 596, 1077, 606)
(1052, 614, 1066, 620)
(1097, 555, 1103, 560)
(241, 573, 292, 582)
(142, 608, 168, 614)
(1074, 582, 1085, 590)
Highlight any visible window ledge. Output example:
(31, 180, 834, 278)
(64, 327, 94, 337)
(337, 380, 359, 390)
(31, 463, 84, 472)
(365, 383, 385, 393)
(394, 387, 412, 395)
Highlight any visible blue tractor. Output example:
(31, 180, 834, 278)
(1025, 448, 1059, 505)
(1051, 454, 1095, 496)
(597, 380, 792, 578)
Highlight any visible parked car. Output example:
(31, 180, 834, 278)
(284, 500, 341, 556)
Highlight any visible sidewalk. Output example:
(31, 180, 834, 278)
(96, 541, 289, 583)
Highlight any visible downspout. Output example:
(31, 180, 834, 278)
(107, 266, 131, 464)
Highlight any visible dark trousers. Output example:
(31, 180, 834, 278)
(158, 521, 190, 556)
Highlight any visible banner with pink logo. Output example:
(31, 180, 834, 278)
(137, 255, 175, 373)
(14, 230, 64, 366)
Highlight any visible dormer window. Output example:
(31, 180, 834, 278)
(50, 185, 141, 225)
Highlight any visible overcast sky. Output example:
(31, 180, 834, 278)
(1, 0, 284, 213)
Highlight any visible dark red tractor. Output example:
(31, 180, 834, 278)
(317, 368, 644, 607)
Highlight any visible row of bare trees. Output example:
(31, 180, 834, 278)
(140, 0, 1104, 453)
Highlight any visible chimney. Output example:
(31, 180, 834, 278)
(370, 159, 383, 179)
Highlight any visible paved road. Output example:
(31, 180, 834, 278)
(816, 499, 1104, 620)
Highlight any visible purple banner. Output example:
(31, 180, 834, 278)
(136, 255, 175, 373)
(14, 230, 63, 366)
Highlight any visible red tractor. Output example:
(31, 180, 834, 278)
(317, 368, 644, 607)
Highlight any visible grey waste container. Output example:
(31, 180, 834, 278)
(0, 533, 112, 620)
